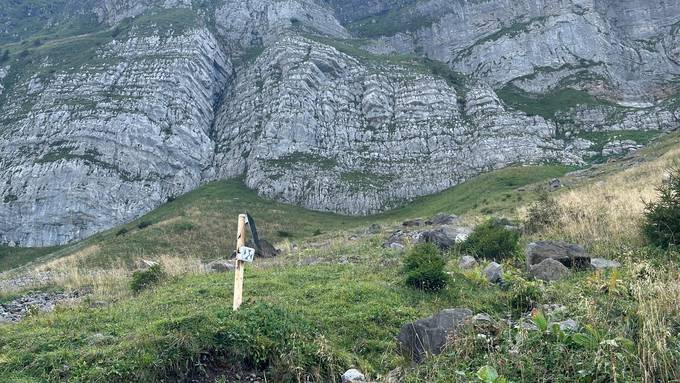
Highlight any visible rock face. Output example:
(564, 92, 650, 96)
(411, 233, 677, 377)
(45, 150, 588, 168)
(0, 0, 679, 246)
(397, 308, 473, 362)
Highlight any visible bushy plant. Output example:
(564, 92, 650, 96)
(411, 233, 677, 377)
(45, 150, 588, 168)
(524, 192, 561, 234)
(509, 278, 542, 317)
(137, 221, 153, 229)
(459, 220, 520, 261)
(130, 264, 166, 293)
(403, 243, 449, 291)
(643, 167, 680, 248)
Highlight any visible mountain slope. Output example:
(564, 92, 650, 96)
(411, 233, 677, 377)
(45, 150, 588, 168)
(0, 0, 679, 247)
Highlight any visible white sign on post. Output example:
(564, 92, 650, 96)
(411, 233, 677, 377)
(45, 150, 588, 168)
(237, 246, 255, 262)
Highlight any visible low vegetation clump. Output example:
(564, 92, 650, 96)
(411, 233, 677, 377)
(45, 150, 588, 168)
(130, 264, 166, 293)
(137, 220, 153, 229)
(507, 277, 542, 317)
(403, 243, 449, 291)
(523, 192, 561, 234)
(643, 166, 680, 249)
(459, 220, 520, 261)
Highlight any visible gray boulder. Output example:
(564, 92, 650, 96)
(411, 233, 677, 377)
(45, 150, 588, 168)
(458, 255, 478, 270)
(257, 239, 281, 258)
(417, 229, 456, 250)
(397, 308, 473, 362)
(591, 258, 621, 269)
(341, 369, 366, 383)
(529, 258, 571, 281)
(483, 262, 503, 283)
(526, 241, 591, 270)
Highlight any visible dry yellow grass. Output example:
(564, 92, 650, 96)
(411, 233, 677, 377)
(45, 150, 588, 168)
(529, 146, 680, 247)
(35, 244, 101, 272)
(632, 263, 680, 382)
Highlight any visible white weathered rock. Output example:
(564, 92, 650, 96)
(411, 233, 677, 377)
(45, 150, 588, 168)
(341, 369, 366, 383)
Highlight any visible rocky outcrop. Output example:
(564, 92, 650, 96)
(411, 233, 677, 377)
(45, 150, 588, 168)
(212, 37, 580, 215)
(0, 28, 231, 246)
(366, 0, 680, 102)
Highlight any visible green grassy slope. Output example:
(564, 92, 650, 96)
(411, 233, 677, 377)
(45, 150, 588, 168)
(0, 165, 570, 272)
(0, 260, 511, 382)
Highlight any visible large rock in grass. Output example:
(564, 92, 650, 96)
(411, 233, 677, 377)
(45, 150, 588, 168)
(529, 258, 571, 281)
(483, 262, 503, 283)
(417, 229, 456, 250)
(397, 308, 473, 362)
(526, 241, 591, 270)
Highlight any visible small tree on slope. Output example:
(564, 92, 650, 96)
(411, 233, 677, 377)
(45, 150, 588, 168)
(643, 166, 680, 249)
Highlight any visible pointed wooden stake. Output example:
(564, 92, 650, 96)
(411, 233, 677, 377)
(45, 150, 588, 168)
(233, 214, 247, 311)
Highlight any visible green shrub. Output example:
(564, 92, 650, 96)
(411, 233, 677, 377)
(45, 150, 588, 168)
(115, 227, 129, 236)
(459, 220, 520, 261)
(509, 279, 542, 317)
(130, 264, 166, 293)
(137, 221, 153, 229)
(524, 192, 561, 234)
(643, 167, 680, 248)
(403, 243, 449, 291)
(174, 221, 195, 233)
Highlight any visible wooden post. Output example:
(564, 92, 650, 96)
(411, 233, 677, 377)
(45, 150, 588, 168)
(233, 214, 247, 311)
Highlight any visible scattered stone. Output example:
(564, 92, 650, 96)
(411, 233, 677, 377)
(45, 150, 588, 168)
(88, 332, 115, 345)
(529, 258, 571, 282)
(0, 291, 82, 323)
(367, 223, 382, 234)
(553, 319, 579, 332)
(138, 259, 158, 269)
(526, 241, 591, 270)
(540, 303, 566, 316)
(402, 219, 424, 228)
(425, 213, 458, 226)
(518, 320, 539, 331)
(389, 242, 405, 251)
(341, 369, 366, 383)
(0, 271, 54, 292)
(483, 262, 503, 283)
(549, 178, 562, 190)
(458, 255, 478, 270)
(397, 308, 473, 362)
(207, 260, 235, 273)
(90, 300, 109, 308)
(591, 258, 621, 269)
